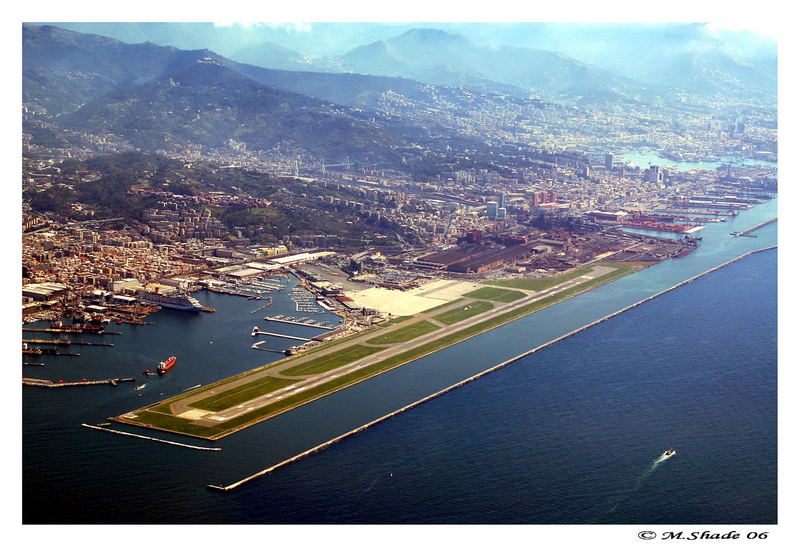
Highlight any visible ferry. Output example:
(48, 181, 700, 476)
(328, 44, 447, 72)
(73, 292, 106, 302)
(157, 356, 177, 374)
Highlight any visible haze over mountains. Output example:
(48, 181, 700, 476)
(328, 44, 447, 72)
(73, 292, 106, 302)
(44, 21, 777, 104)
(23, 24, 496, 171)
(23, 22, 777, 177)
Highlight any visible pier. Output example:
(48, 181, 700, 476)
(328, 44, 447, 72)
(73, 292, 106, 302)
(22, 328, 122, 335)
(206, 286, 261, 299)
(263, 316, 334, 329)
(24, 377, 135, 387)
(208, 245, 777, 492)
(22, 338, 114, 347)
(731, 217, 776, 238)
(251, 340, 288, 353)
(251, 328, 310, 341)
(249, 297, 273, 314)
(81, 423, 221, 451)
(659, 208, 738, 217)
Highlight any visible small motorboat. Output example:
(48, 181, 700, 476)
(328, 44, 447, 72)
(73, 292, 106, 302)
(662, 448, 676, 459)
(134, 383, 147, 391)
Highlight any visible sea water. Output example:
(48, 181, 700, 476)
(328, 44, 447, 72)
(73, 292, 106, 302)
(22, 200, 777, 524)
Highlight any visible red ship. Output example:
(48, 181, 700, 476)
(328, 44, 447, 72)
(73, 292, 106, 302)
(157, 356, 177, 374)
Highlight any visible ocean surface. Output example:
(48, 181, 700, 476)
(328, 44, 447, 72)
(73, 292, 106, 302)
(22, 199, 777, 524)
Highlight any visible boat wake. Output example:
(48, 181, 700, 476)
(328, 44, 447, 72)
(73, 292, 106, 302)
(603, 449, 677, 517)
(651, 448, 676, 469)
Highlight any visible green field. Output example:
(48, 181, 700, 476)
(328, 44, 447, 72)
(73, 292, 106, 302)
(281, 344, 384, 376)
(379, 315, 413, 327)
(423, 298, 465, 313)
(486, 261, 637, 291)
(432, 300, 494, 325)
(463, 286, 527, 302)
(122, 408, 223, 438)
(365, 320, 441, 345)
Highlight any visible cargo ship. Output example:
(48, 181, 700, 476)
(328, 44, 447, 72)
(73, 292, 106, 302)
(157, 356, 176, 374)
(136, 290, 203, 311)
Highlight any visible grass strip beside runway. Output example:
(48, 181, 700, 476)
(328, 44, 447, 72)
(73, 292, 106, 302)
(432, 300, 495, 325)
(281, 344, 384, 376)
(486, 261, 640, 291)
(365, 320, 441, 345)
(463, 287, 526, 302)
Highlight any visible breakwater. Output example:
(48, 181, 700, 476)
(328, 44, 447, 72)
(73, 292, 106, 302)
(208, 246, 776, 492)
(80, 423, 222, 451)
(732, 217, 777, 237)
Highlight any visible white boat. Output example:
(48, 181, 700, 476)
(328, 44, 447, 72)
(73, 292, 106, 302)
(662, 448, 676, 459)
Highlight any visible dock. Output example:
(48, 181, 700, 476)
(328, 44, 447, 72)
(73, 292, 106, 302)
(251, 340, 288, 353)
(24, 377, 135, 387)
(81, 423, 221, 451)
(249, 297, 273, 314)
(263, 316, 334, 329)
(22, 339, 114, 347)
(22, 328, 122, 335)
(23, 348, 79, 356)
(251, 328, 310, 341)
(206, 286, 260, 299)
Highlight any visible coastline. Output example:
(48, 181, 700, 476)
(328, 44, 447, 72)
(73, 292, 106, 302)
(112, 261, 647, 439)
(209, 245, 776, 491)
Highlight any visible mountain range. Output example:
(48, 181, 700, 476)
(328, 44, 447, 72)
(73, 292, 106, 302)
(23, 23, 777, 176)
(44, 22, 777, 104)
(23, 24, 499, 173)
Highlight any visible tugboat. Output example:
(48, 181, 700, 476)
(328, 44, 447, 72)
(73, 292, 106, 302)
(157, 356, 177, 374)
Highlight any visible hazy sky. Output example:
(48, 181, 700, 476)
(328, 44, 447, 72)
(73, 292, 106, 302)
(15, 0, 787, 41)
